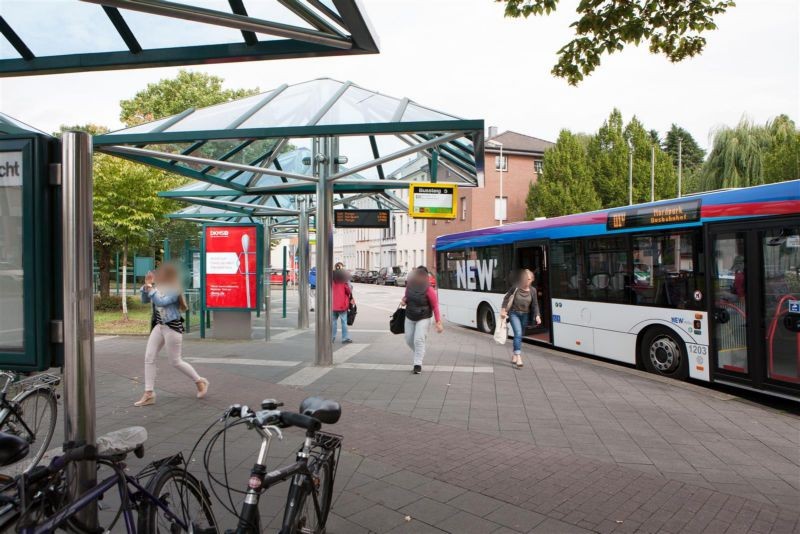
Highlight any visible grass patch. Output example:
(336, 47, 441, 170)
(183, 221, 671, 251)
(94, 301, 151, 336)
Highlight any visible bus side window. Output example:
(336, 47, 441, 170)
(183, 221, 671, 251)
(551, 240, 583, 299)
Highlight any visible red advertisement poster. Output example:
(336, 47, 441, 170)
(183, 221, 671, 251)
(204, 225, 258, 309)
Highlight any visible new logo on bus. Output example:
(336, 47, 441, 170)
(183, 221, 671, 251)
(456, 259, 497, 291)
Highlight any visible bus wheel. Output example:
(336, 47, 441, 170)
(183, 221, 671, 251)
(641, 327, 688, 379)
(477, 303, 496, 334)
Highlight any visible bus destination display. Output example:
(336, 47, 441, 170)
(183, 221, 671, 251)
(409, 183, 457, 219)
(334, 209, 390, 228)
(607, 199, 701, 230)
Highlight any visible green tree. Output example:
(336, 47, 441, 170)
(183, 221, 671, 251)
(497, 0, 735, 84)
(119, 70, 260, 126)
(625, 117, 676, 202)
(587, 109, 629, 207)
(662, 124, 706, 171)
(763, 115, 800, 183)
(526, 129, 600, 218)
(702, 117, 771, 189)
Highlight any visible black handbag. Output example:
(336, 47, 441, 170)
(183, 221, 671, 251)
(347, 301, 357, 326)
(390, 306, 406, 334)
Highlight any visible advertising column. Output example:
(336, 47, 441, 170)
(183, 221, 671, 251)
(203, 224, 260, 339)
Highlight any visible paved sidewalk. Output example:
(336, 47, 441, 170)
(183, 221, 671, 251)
(42, 285, 799, 533)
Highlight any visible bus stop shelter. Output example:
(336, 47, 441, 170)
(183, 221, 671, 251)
(94, 77, 485, 367)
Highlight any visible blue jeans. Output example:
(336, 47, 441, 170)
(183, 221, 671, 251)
(332, 311, 349, 342)
(508, 311, 528, 354)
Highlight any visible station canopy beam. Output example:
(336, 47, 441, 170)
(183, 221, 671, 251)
(0, 1, 379, 77)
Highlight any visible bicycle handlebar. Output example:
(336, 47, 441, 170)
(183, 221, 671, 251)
(225, 404, 321, 432)
(25, 444, 97, 485)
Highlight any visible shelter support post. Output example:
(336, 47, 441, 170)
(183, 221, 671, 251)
(263, 217, 271, 341)
(298, 197, 310, 329)
(314, 136, 335, 366)
(282, 246, 288, 318)
(62, 132, 98, 528)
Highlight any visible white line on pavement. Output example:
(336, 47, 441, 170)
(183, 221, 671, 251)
(337, 363, 494, 373)
(279, 344, 369, 386)
(95, 335, 118, 342)
(185, 358, 300, 367)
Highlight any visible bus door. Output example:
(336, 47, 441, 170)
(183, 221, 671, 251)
(709, 220, 800, 397)
(514, 241, 551, 343)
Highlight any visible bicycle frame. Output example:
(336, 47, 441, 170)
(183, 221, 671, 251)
(15, 460, 189, 534)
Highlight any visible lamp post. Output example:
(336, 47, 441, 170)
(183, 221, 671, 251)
(627, 138, 633, 205)
(487, 139, 504, 225)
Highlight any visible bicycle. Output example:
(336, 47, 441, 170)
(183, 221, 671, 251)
(183, 396, 342, 534)
(0, 426, 216, 533)
(0, 395, 341, 534)
(0, 372, 59, 473)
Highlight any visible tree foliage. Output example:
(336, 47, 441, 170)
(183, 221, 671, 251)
(119, 70, 260, 126)
(497, 0, 735, 85)
(763, 115, 800, 184)
(701, 117, 771, 189)
(662, 124, 706, 170)
(527, 129, 600, 219)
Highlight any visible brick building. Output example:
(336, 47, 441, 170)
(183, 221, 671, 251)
(426, 129, 553, 266)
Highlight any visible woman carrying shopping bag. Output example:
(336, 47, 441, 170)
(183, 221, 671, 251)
(500, 269, 541, 369)
(399, 266, 443, 374)
(135, 263, 208, 406)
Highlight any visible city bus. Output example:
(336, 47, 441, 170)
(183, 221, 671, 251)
(434, 180, 800, 400)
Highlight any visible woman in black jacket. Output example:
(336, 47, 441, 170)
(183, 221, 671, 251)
(500, 269, 541, 368)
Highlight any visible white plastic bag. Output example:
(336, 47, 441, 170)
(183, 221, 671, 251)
(494, 316, 508, 344)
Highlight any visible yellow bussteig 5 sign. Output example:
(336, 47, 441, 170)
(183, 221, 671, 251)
(408, 183, 457, 219)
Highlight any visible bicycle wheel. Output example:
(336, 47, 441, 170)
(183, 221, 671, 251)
(284, 454, 335, 534)
(138, 465, 217, 533)
(4, 388, 57, 472)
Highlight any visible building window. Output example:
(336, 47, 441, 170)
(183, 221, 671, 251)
(460, 197, 467, 220)
(534, 160, 543, 174)
(494, 196, 507, 222)
(495, 155, 508, 171)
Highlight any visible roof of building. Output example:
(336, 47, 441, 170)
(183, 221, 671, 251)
(486, 130, 554, 155)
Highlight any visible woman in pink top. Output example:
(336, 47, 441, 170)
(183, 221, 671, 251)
(399, 266, 443, 374)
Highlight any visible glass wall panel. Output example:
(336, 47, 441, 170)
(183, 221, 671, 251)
(0, 153, 24, 350)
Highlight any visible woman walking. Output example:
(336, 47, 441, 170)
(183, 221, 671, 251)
(135, 263, 209, 407)
(332, 267, 353, 344)
(500, 269, 541, 368)
(400, 266, 443, 374)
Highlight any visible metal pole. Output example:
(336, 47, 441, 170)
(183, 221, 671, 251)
(115, 250, 120, 295)
(163, 238, 171, 261)
(61, 132, 98, 528)
(650, 144, 655, 202)
(499, 144, 504, 226)
(298, 198, 310, 329)
(282, 246, 287, 319)
(628, 148, 633, 205)
(677, 138, 683, 198)
(263, 217, 272, 341)
(315, 136, 335, 366)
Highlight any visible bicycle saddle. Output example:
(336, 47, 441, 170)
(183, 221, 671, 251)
(0, 431, 29, 467)
(299, 397, 341, 425)
(96, 426, 148, 457)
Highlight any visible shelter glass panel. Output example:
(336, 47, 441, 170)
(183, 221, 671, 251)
(164, 94, 273, 133)
(0, 171, 23, 349)
(317, 86, 401, 126)
(239, 79, 344, 129)
(122, 9, 250, 48)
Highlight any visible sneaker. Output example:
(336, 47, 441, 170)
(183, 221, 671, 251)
(342, 338, 353, 344)
(413, 365, 421, 374)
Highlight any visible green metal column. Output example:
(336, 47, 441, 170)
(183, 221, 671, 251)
(282, 245, 288, 319)
(163, 238, 171, 261)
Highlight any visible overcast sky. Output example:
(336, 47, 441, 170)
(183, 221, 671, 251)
(0, 0, 797, 150)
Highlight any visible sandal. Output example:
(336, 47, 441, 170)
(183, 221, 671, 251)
(134, 391, 156, 407)
(196, 378, 209, 399)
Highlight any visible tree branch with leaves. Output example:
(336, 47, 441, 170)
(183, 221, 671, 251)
(497, 0, 735, 84)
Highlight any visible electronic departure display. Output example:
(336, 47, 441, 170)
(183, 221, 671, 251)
(334, 209, 391, 228)
(607, 199, 702, 230)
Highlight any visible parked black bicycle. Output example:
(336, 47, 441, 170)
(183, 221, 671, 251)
(185, 396, 342, 534)
(0, 372, 59, 473)
(0, 395, 341, 534)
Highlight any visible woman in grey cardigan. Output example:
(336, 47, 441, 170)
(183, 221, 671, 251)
(500, 269, 541, 368)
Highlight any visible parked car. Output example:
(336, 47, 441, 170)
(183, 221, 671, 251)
(351, 270, 366, 283)
(376, 266, 401, 286)
(395, 271, 409, 287)
(361, 270, 379, 284)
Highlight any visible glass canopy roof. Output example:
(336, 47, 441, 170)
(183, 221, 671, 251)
(0, 0, 378, 77)
(94, 77, 485, 190)
(166, 146, 411, 226)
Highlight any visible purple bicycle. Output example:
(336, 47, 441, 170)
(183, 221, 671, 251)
(0, 426, 216, 533)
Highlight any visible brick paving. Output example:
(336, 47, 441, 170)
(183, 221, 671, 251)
(39, 285, 800, 532)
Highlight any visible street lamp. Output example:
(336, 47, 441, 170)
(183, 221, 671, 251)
(627, 137, 633, 205)
(486, 139, 504, 225)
